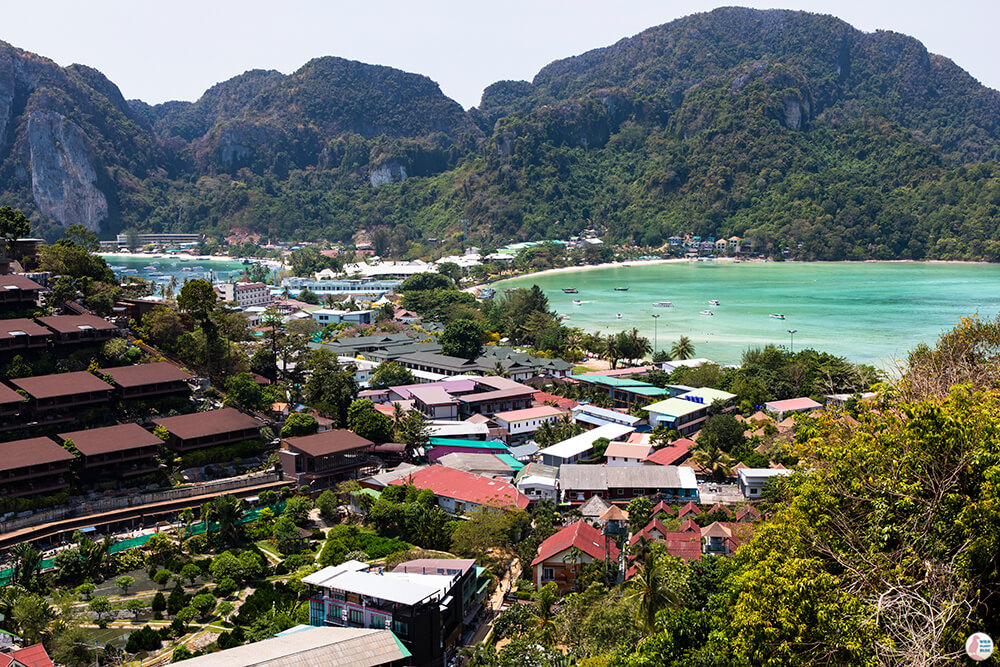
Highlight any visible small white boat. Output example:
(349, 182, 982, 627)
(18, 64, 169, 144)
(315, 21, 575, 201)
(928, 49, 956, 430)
(572, 299, 582, 305)
(616, 313, 623, 319)
(770, 313, 786, 320)
(653, 301, 673, 308)
(709, 299, 720, 306)
(701, 310, 714, 316)
(181, 267, 193, 271)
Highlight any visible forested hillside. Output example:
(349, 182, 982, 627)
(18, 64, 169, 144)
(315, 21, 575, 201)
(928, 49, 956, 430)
(3, 7, 1000, 259)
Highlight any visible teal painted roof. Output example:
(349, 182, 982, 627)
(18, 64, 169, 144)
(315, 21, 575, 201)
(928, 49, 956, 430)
(495, 453, 525, 471)
(428, 437, 508, 450)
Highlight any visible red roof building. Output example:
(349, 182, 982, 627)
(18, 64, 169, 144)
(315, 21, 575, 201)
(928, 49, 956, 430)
(643, 438, 696, 466)
(10, 371, 114, 420)
(0, 318, 53, 354)
(152, 408, 261, 452)
(532, 520, 619, 593)
(532, 391, 578, 411)
(0, 437, 75, 499)
(279, 429, 376, 490)
(58, 423, 161, 481)
(0, 643, 56, 667)
(98, 362, 193, 400)
(677, 501, 701, 519)
(35, 314, 118, 345)
(390, 464, 529, 512)
(0, 275, 44, 310)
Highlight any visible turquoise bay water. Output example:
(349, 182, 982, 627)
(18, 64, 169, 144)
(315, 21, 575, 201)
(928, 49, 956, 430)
(494, 261, 1000, 367)
(101, 254, 249, 291)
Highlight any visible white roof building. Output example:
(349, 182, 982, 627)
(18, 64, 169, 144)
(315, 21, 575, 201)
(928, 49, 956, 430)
(538, 422, 634, 467)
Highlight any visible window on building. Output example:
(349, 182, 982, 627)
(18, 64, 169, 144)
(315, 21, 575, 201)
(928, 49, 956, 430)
(350, 609, 363, 625)
(393, 619, 409, 636)
(542, 567, 555, 581)
(616, 488, 625, 496)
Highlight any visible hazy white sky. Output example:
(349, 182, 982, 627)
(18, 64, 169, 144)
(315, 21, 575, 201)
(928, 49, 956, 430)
(2, 1, 996, 109)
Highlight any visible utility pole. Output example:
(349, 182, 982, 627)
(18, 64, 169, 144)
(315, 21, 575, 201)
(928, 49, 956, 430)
(787, 329, 797, 353)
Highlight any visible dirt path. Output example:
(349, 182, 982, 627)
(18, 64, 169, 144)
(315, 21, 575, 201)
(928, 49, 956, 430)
(466, 558, 521, 646)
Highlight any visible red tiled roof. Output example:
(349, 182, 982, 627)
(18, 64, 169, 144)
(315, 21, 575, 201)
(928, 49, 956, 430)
(532, 391, 577, 410)
(706, 503, 732, 518)
(629, 517, 670, 546)
(98, 361, 193, 387)
(390, 465, 529, 510)
(652, 500, 675, 517)
(0, 437, 74, 472)
(679, 519, 700, 532)
(532, 520, 619, 566)
(643, 437, 695, 466)
(284, 429, 373, 457)
(11, 371, 113, 399)
(59, 423, 162, 457)
(8, 643, 56, 667)
(660, 531, 703, 561)
(735, 505, 762, 522)
(677, 501, 701, 518)
(153, 408, 259, 440)
(36, 314, 116, 334)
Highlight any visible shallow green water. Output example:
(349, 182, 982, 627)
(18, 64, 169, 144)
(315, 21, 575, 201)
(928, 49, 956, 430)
(101, 254, 251, 292)
(494, 261, 1000, 367)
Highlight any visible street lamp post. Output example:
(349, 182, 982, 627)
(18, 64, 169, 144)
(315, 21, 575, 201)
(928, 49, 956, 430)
(787, 329, 797, 353)
(652, 314, 660, 356)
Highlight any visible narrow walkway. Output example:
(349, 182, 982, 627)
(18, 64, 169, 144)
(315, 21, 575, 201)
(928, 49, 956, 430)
(465, 558, 520, 646)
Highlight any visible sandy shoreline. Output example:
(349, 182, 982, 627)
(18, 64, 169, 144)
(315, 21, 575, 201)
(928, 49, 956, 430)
(465, 256, 740, 293)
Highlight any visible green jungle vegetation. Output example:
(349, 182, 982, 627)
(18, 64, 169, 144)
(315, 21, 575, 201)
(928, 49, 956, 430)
(3, 8, 1000, 259)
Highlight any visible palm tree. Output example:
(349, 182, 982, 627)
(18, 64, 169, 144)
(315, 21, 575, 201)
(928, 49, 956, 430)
(9, 542, 41, 587)
(530, 582, 560, 645)
(167, 275, 179, 297)
(670, 335, 695, 361)
(489, 360, 508, 377)
(627, 328, 652, 365)
(691, 443, 735, 481)
(202, 494, 245, 544)
(624, 549, 684, 633)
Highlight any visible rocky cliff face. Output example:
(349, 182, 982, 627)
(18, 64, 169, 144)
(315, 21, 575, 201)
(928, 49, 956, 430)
(27, 110, 107, 231)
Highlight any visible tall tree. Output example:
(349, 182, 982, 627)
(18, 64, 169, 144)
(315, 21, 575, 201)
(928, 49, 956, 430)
(670, 336, 695, 361)
(0, 206, 30, 257)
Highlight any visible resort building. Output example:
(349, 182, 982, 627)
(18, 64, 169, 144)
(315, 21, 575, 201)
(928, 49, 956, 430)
(217, 281, 273, 308)
(304, 560, 458, 666)
(456, 386, 535, 418)
(409, 385, 461, 421)
(532, 521, 619, 594)
(642, 438, 696, 466)
(152, 408, 261, 452)
(538, 422, 635, 468)
(10, 371, 114, 423)
(571, 404, 644, 430)
(58, 423, 161, 481)
(279, 429, 376, 490)
(558, 464, 699, 504)
(392, 557, 489, 650)
(0, 318, 53, 354)
(514, 462, 559, 503)
(738, 468, 793, 499)
(568, 374, 668, 408)
(493, 405, 562, 441)
(0, 383, 26, 426)
(282, 277, 403, 300)
(0, 275, 44, 310)
(764, 397, 823, 419)
(0, 436, 75, 498)
(35, 315, 119, 345)
(98, 362, 193, 400)
(173, 626, 410, 667)
(604, 441, 654, 466)
(389, 464, 529, 513)
(311, 309, 374, 326)
(642, 397, 712, 435)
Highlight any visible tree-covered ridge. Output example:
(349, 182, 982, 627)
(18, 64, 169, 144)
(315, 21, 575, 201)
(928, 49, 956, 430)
(5, 8, 1000, 259)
